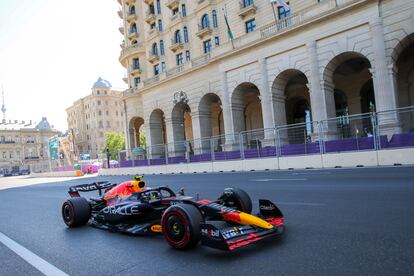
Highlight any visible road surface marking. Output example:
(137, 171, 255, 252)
(0, 231, 68, 276)
(250, 178, 307, 182)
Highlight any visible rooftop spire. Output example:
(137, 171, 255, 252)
(1, 85, 6, 123)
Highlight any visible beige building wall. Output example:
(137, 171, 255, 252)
(117, 0, 414, 152)
(66, 78, 125, 159)
(0, 119, 57, 171)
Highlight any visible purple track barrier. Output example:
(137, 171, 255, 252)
(388, 132, 414, 148)
(281, 142, 320, 156)
(189, 153, 212, 162)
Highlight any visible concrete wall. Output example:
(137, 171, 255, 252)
(98, 148, 414, 176)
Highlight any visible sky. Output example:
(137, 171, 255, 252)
(0, 0, 126, 131)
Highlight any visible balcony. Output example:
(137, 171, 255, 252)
(144, 0, 154, 4)
(126, 0, 134, 4)
(128, 30, 139, 40)
(130, 65, 142, 76)
(145, 10, 156, 24)
(170, 12, 183, 23)
(126, 12, 137, 22)
(147, 52, 160, 63)
(166, 0, 180, 9)
(169, 39, 185, 52)
(117, 10, 123, 19)
(147, 27, 159, 38)
(196, 24, 212, 38)
(120, 42, 145, 64)
(117, 0, 122, 4)
(119, 26, 125, 35)
(238, 1, 257, 18)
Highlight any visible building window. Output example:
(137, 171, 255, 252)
(130, 23, 137, 34)
(182, 4, 187, 17)
(99, 121, 103, 128)
(215, 36, 220, 46)
(97, 100, 101, 106)
(175, 30, 181, 43)
(161, 62, 167, 72)
(185, 50, 190, 61)
(152, 43, 158, 55)
(201, 14, 210, 29)
(212, 10, 218, 28)
(98, 110, 102, 116)
(172, 7, 179, 15)
(160, 40, 165, 55)
(106, 110, 109, 116)
(105, 100, 108, 105)
(129, 5, 135, 15)
(133, 58, 140, 70)
(203, 39, 212, 53)
(278, 2, 291, 19)
(176, 53, 183, 65)
(99, 132, 104, 138)
(157, 0, 161, 14)
(97, 90, 100, 95)
(183, 27, 189, 42)
(245, 19, 256, 33)
(243, 0, 253, 7)
(154, 64, 160, 75)
(158, 19, 163, 32)
(134, 77, 141, 87)
(149, 4, 155, 14)
(116, 111, 119, 116)
(150, 22, 156, 29)
(106, 121, 110, 128)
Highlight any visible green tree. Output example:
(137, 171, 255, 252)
(139, 129, 146, 147)
(102, 132, 125, 160)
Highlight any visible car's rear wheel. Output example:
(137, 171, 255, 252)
(62, 197, 91, 227)
(161, 204, 203, 249)
(219, 188, 252, 214)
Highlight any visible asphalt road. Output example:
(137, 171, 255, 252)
(0, 167, 413, 276)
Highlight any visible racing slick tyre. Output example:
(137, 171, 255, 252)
(161, 204, 203, 249)
(62, 197, 91, 227)
(219, 188, 252, 214)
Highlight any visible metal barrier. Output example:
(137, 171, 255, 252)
(116, 106, 414, 168)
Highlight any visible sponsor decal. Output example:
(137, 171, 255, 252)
(151, 224, 162, 232)
(102, 205, 140, 215)
(260, 204, 276, 211)
(201, 228, 221, 239)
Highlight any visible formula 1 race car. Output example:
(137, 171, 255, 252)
(61, 176, 284, 251)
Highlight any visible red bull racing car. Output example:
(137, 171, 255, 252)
(61, 176, 284, 251)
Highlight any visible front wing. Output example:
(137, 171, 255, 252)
(200, 217, 284, 251)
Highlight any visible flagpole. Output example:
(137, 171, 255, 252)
(271, 2, 278, 26)
(223, 5, 235, 50)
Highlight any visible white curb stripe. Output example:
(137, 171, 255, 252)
(0, 231, 68, 276)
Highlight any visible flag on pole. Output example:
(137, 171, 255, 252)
(270, 0, 290, 11)
(223, 10, 234, 40)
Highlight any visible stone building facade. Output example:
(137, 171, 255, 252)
(0, 118, 57, 172)
(66, 78, 125, 159)
(117, 0, 414, 152)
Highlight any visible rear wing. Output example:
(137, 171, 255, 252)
(68, 181, 116, 197)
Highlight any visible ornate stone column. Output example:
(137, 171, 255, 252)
(370, 16, 399, 135)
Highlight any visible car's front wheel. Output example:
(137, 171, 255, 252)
(161, 204, 203, 249)
(62, 197, 91, 227)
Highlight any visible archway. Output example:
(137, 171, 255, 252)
(149, 109, 166, 145)
(323, 52, 374, 138)
(231, 82, 263, 134)
(198, 93, 224, 138)
(129, 117, 144, 149)
(272, 69, 311, 144)
(394, 34, 414, 108)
